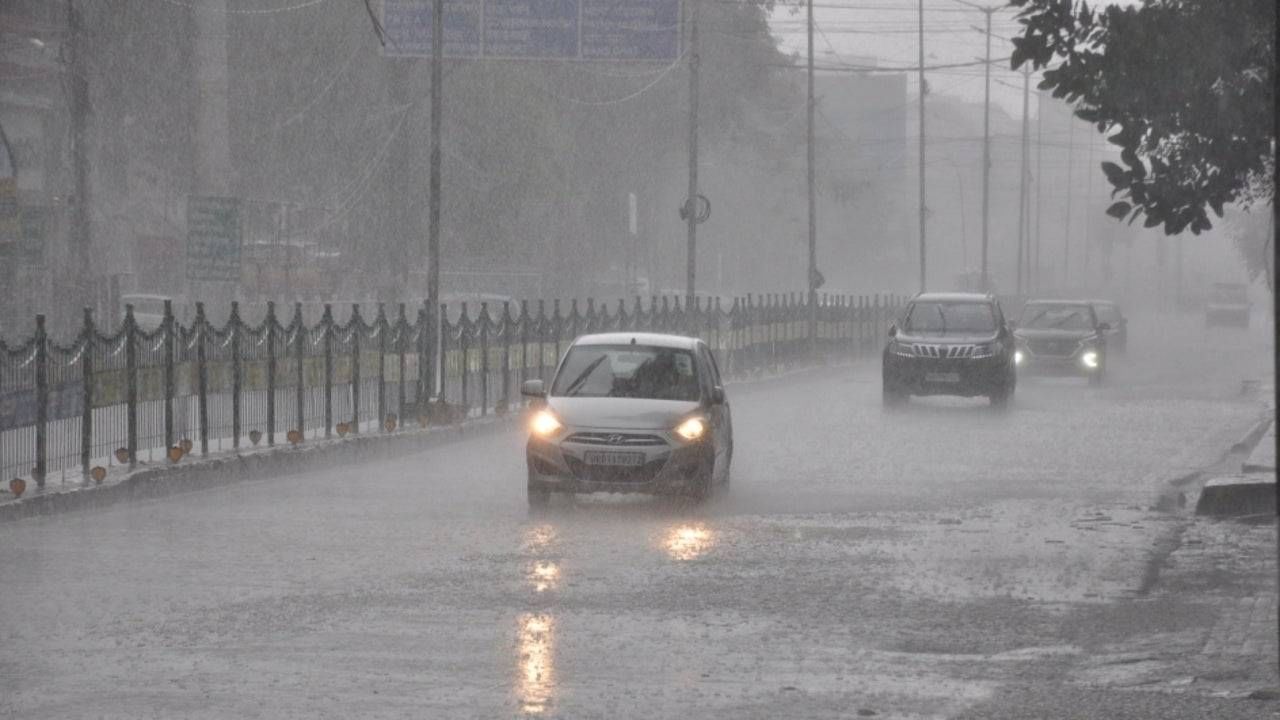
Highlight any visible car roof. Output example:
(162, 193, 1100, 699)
(911, 292, 994, 303)
(1085, 299, 1119, 307)
(572, 332, 701, 350)
(1023, 298, 1093, 307)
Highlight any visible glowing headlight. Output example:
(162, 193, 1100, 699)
(1081, 350, 1099, 369)
(1014, 350, 1024, 366)
(529, 410, 562, 437)
(675, 417, 706, 441)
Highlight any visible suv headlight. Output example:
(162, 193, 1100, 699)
(889, 341, 915, 357)
(970, 342, 998, 359)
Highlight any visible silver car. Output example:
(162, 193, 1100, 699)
(521, 333, 733, 507)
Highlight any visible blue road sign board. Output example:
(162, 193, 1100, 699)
(383, 0, 681, 61)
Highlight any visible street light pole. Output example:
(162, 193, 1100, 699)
(685, 0, 700, 303)
(917, 0, 926, 292)
(1017, 66, 1030, 295)
(979, 7, 993, 293)
(806, 0, 818, 349)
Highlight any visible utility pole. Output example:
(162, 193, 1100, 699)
(806, 0, 818, 349)
(1016, 66, 1030, 296)
(427, 0, 443, 355)
(917, 0, 926, 292)
(66, 0, 92, 311)
(685, 0, 700, 302)
(978, 6, 994, 292)
(1063, 118, 1075, 290)
(1034, 90, 1043, 292)
(1083, 136, 1094, 286)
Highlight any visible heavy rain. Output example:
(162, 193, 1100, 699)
(0, 0, 1275, 717)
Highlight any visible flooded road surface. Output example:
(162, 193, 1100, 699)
(0, 314, 1274, 719)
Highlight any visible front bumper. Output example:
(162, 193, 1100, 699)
(1015, 346, 1102, 377)
(527, 431, 712, 495)
(883, 353, 1011, 397)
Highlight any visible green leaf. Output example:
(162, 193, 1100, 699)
(1105, 201, 1131, 219)
(1100, 161, 1126, 185)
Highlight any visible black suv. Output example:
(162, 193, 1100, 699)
(882, 293, 1017, 409)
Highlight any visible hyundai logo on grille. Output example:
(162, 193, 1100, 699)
(607, 434, 626, 445)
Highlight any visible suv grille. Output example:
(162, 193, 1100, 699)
(565, 432, 667, 447)
(911, 343, 977, 359)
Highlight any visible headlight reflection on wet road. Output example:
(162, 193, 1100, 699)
(529, 561, 560, 593)
(516, 612, 556, 715)
(664, 523, 715, 561)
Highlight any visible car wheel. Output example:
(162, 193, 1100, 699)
(688, 458, 715, 503)
(527, 468, 552, 510)
(882, 383, 906, 409)
(989, 386, 1010, 411)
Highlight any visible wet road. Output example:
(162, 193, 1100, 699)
(0, 313, 1273, 719)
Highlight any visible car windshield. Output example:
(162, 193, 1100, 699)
(1021, 304, 1094, 330)
(551, 345, 700, 401)
(1093, 304, 1120, 324)
(902, 302, 996, 334)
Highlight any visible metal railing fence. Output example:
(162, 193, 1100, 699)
(0, 292, 904, 488)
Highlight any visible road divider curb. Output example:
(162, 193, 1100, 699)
(0, 415, 517, 523)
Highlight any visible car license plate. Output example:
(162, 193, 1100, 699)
(925, 372, 960, 383)
(584, 451, 645, 467)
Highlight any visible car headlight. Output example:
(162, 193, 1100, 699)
(971, 342, 997, 359)
(889, 341, 915, 357)
(1014, 350, 1024, 366)
(675, 417, 706, 441)
(529, 410, 563, 437)
(1081, 350, 1099, 369)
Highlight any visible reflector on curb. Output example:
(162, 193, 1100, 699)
(9, 478, 26, 498)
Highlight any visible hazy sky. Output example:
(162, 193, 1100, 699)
(769, 0, 1139, 121)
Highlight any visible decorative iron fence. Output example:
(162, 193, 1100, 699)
(0, 292, 905, 488)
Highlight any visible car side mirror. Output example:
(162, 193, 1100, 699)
(521, 379, 546, 398)
(1096, 322, 1111, 332)
(710, 386, 726, 405)
(887, 323, 897, 338)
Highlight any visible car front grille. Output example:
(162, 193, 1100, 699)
(565, 432, 668, 447)
(1027, 339, 1079, 357)
(565, 456, 667, 483)
(911, 343, 977, 359)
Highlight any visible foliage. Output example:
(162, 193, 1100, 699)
(1010, 0, 1275, 235)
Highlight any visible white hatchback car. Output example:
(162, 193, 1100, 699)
(521, 333, 732, 507)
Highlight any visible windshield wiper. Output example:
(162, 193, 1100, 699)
(561, 355, 608, 397)
(935, 305, 947, 335)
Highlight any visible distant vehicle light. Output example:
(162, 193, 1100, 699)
(1081, 351, 1099, 369)
(1014, 350, 1024, 366)
(530, 410, 562, 437)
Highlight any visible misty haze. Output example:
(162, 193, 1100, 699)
(0, 0, 1275, 717)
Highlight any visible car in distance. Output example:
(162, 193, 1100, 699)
(521, 333, 732, 507)
(1013, 300, 1109, 385)
(882, 293, 1017, 409)
(1088, 299, 1128, 354)
(1205, 282, 1250, 327)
